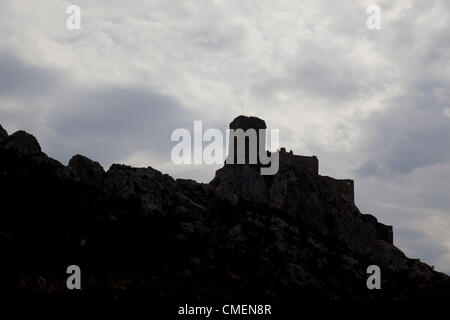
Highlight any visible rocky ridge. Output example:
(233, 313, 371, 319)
(0, 121, 448, 303)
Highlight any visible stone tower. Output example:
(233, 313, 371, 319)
(227, 115, 267, 165)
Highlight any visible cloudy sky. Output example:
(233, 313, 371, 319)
(1, 0, 449, 274)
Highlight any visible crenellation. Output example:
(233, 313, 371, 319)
(228, 115, 356, 204)
(279, 147, 319, 176)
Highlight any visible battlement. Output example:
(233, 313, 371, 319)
(277, 148, 354, 204)
(279, 147, 319, 176)
(226, 116, 355, 204)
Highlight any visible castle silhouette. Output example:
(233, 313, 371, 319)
(223, 115, 392, 244)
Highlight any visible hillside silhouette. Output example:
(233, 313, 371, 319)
(0, 117, 449, 308)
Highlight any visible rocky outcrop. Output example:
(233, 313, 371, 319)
(60, 154, 105, 185)
(4, 130, 41, 156)
(104, 164, 177, 216)
(0, 124, 7, 143)
(0, 120, 448, 304)
(211, 165, 269, 204)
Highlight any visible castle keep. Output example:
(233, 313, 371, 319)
(214, 115, 393, 245)
(228, 115, 355, 204)
(277, 147, 355, 203)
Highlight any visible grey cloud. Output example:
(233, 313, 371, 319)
(48, 86, 198, 167)
(356, 95, 450, 178)
(293, 59, 366, 100)
(190, 23, 245, 51)
(354, 0, 450, 179)
(0, 51, 59, 98)
(252, 45, 385, 104)
(395, 228, 449, 272)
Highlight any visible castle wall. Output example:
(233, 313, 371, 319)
(319, 176, 354, 204)
(279, 148, 319, 176)
(376, 222, 394, 245)
(295, 155, 319, 176)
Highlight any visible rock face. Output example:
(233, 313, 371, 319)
(0, 119, 449, 305)
(4, 130, 41, 156)
(61, 154, 105, 185)
(0, 125, 7, 142)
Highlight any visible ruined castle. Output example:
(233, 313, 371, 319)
(214, 115, 393, 245)
(227, 115, 355, 204)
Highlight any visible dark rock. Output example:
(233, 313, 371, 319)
(4, 130, 41, 155)
(362, 214, 394, 244)
(62, 154, 105, 185)
(0, 116, 448, 304)
(68, 154, 104, 175)
(211, 165, 269, 204)
(0, 124, 7, 143)
(104, 164, 176, 216)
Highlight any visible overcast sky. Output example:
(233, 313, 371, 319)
(1, 0, 449, 274)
